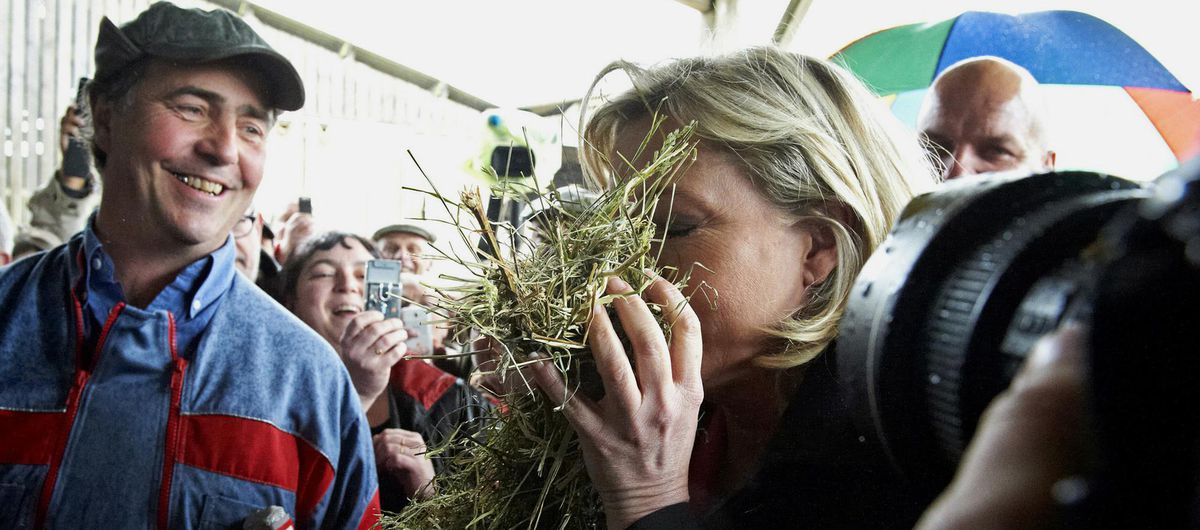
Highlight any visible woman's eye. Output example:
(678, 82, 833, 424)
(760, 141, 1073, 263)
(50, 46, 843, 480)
(656, 219, 698, 239)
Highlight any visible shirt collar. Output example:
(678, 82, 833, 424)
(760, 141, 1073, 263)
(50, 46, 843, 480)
(77, 218, 238, 320)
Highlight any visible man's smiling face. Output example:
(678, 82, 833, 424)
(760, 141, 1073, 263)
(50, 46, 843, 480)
(93, 58, 272, 253)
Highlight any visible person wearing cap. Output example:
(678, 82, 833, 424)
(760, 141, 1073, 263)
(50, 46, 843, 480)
(0, 3, 379, 529)
(372, 223, 435, 277)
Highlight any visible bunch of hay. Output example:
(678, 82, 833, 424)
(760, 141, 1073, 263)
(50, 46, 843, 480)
(384, 117, 697, 530)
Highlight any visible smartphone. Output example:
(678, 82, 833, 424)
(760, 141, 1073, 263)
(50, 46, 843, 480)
(365, 259, 433, 353)
(364, 259, 403, 319)
(400, 306, 434, 355)
(298, 196, 312, 214)
(62, 78, 91, 180)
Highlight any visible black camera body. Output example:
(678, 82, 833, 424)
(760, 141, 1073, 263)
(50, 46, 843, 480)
(837, 162, 1200, 528)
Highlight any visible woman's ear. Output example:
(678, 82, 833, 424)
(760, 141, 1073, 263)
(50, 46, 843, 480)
(797, 221, 838, 290)
(795, 202, 856, 290)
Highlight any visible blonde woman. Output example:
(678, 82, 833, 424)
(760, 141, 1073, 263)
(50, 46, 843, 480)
(531, 47, 936, 529)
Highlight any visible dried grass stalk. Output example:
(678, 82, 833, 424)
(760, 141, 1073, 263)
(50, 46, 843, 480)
(383, 117, 698, 530)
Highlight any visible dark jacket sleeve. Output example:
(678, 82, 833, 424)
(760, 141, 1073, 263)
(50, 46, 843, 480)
(627, 503, 699, 530)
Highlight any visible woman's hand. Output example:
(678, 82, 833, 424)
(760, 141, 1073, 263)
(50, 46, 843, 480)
(917, 325, 1088, 530)
(373, 428, 436, 501)
(340, 311, 408, 410)
(531, 274, 704, 530)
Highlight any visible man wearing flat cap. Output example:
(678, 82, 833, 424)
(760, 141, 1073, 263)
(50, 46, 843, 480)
(0, 3, 379, 528)
(372, 223, 436, 277)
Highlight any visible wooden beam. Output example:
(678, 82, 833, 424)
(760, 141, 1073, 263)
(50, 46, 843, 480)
(205, 0, 495, 111)
(772, 0, 815, 47)
(675, 0, 714, 14)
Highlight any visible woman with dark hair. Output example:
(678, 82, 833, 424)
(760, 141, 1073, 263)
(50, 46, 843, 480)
(282, 231, 491, 512)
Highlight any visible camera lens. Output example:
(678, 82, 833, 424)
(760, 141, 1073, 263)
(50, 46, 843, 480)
(836, 171, 1146, 496)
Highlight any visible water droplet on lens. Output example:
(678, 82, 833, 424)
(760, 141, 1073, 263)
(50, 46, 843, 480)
(929, 373, 941, 385)
(857, 436, 866, 443)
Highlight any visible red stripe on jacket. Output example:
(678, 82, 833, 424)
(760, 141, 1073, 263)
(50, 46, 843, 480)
(179, 414, 335, 520)
(356, 489, 381, 530)
(0, 410, 62, 464)
(390, 358, 459, 410)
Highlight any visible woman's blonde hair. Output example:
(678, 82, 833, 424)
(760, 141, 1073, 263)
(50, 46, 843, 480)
(581, 46, 935, 369)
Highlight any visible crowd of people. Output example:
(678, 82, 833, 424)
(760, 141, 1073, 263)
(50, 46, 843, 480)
(0, 1, 1157, 529)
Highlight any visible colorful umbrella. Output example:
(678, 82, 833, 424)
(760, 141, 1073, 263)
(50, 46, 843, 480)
(832, 10, 1200, 180)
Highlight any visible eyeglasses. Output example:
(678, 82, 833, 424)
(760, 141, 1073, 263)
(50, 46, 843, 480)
(232, 214, 257, 238)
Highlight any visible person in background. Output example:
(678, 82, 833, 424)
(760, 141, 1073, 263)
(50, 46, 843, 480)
(26, 105, 104, 242)
(233, 208, 264, 282)
(372, 223, 435, 277)
(0, 200, 14, 265)
(917, 56, 1056, 180)
(232, 205, 282, 295)
(274, 199, 317, 265)
(0, 3, 379, 527)
(282, 231, 493, 513)
(10, 225, 63, 262)
(371, 222, 476, 377)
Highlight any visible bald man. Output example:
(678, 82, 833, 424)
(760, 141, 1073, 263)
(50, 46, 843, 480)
(918, 57, 1056, 180)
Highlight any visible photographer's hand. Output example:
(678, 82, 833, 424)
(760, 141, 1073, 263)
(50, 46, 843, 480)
(918, 325, 1088, 530)
(530, 274, 704, 530)
(58, 105, 90, 192)
(340, 311, 408, 416)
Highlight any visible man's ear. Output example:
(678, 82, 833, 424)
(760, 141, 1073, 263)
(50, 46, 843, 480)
(0, 252, 11, 266)
(91, 96, 113, 154)
(1044, 150, 1057, 171)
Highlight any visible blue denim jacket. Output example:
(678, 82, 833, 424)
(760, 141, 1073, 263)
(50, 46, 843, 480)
(0, 236, 380, 529)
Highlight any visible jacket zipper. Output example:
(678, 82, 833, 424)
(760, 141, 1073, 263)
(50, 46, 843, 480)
(35, 300, 125, 530)
(158, 313, 188, 530)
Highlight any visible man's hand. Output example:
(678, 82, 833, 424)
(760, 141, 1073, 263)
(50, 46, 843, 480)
(373, 428, 436, 501)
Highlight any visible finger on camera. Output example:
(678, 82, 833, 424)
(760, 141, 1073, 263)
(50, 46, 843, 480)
(353, 315, 405, 347)
(367, 332, 407, 363)
(607, 276, 671, 390)
(344, 311, 384, 340)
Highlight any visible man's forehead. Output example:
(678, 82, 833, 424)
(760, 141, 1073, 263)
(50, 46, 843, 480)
(380, 232, 428, 246)
(139, 59, 272, 111)
(924, 90, 1034, 136)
